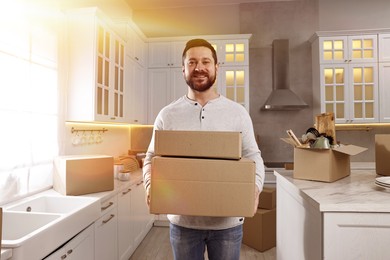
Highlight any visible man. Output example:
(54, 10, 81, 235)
(143, 38, 265, 260)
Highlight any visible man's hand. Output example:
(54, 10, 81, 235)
(254, 186, 260, 215)
(145, 185, 151, 207)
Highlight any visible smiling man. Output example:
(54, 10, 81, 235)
(143, 38, 265, 260)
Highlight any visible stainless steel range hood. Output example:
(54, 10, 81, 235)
(262, 39, 308, 111)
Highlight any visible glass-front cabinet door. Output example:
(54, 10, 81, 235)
(113, 38, 125, 119)
(210, 39, 249, 66)
(96, 24, 111, 118)
(349, 63, 378, 123)
(320, 63, 378, 123)
(321, 64, 349, 122)
(219, 67, 249, 111)
(319, 35, 377, 64)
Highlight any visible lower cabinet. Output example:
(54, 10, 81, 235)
(43, 224, 95, 260)
(95, 195, 118, 260)
(324, 212, 390, 259)
(117, 179, 155, 260)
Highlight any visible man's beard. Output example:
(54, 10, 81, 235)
(185, 71, 216, 92)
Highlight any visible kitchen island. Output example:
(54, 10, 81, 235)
(275, 167, 390, 260)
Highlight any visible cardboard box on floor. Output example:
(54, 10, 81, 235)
(53, 155, 114, 195)
(375, 134, 390, 176)
(150, 156, 255, 217)
(294, 145, 367, 182)
(258, 187, 276, 210)
(243, 208, 276, 252)
(154, 130, 242, 159)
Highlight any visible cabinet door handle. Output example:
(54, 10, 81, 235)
(67, 249, 73, 255)
(110, 117, 116, 120)
(137, 180, 144, 186)
(102, 214, 115, 224)
(61, 254, 67, 259)
(122, 188, 131, 195)
(135, 57, 139, 61)
(101, 201, 114, 211)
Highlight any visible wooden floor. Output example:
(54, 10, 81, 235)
(129, 226, 276, 260)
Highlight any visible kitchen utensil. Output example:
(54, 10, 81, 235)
(313, 136, 330, 149)
(315, 113, 336, 145)
(286, 129, 303, 147)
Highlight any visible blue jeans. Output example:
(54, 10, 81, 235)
(169, 223, 243, 260)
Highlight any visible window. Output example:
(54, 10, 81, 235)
(0, 1, 60, 203)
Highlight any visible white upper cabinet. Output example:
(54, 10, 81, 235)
(379, 34, 390, 62)
(148, 41, 186, 68)
(312, 32, 380, 123)
(209, 39, 250, 66)
(66, 8, 128, 123)
(319, 35, 377, 64)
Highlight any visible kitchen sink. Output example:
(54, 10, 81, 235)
(2, 211, 61, 243)
(6, 195, 100, 214)
(2, 194, 101, 259)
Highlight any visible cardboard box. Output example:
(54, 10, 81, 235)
(154, 130, 242, 159)
(293, 145, 367, 182)
(375, 134, 390, 176)
(53, 155, 114, 195)
(243, 208, 276, 252)
(258, 187, 276, 210)
(150, 156, 255, 217)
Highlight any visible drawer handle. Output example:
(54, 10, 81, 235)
(101, 201, 114, 211)
(102, 214, 115, 224)
(122, 188, 131, 195)
(61, 254, 67, 259)
(137, 180, 144, 186)
(67, 249, 73, 255)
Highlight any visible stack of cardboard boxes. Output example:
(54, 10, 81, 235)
(150, 130, 256, 217)
(243, 186, 276, 252)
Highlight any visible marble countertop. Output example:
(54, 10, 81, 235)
(274, 165, 390, 213)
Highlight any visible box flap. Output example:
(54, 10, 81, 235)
(332, 144, 367, 156)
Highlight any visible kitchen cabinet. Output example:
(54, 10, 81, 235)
(324, 212, 390, 259)
(66, 8, 128, 123)
(312, 33, 379, 123)
(126, 55, 148, 124)
(117, 187, 134, 260)
(95, 195, 118, 260)
(126, 24, 147, 67)
(218, 66, 249, 110)
(209, 39, 250, 66)
(131, 180, 155, 248)
(378, 33, 390, 62)
(148, 41, 186, 68)
(44, 224, 94, 260)
(379, 62, 390, 122)
(276, 169, 390, 260)
(147, 67, 187, 123)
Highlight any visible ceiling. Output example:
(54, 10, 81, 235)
(125, 0, 292, 10)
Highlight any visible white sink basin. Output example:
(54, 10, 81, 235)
(2, 194, 101, 259)
(2, 211, 61, 242)
(6, 195, 99, 214)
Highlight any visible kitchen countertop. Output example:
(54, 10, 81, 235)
(274, 166, 390, 213)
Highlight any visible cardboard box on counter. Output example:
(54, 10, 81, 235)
(154, 130, 242, 159)
(150, 156, 255, 217)
(258, 187, 276, 210)
(53, 155, 114, 195)
(293, 145, 367, 182)
(375, 134, 390, 176)
(243, 208, 276, 252)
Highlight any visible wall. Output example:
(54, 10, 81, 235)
(319, 0, 390, 31)
(241, 0, 318, 163)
